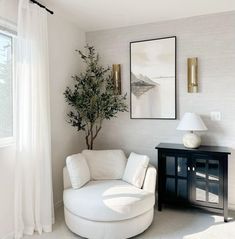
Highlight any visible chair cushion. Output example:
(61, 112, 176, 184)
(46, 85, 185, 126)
(122, 152, 149, 188)
(82, 150, 127, 180)
(63, 180, 154, 221)
(66, 154, 90, 189)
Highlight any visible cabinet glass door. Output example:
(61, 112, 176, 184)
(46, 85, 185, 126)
(208, 160, 220, 204)
(177, 157, 188, 200)
(164, 154, 189, 201)
(165, 155, 176, 196)
(195, 158, 207, 202)
(192, 155, 223, 208)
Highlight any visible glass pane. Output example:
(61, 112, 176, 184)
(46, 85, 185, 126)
(177, 179, 187, 199)
(196, 159, 206, 179)
(166, 156, 175, 176)
(208, 160, 219, 181)
(166, 178, 175, 195)
(0, 33, 13, 138)
(177, 157, 187, 177)
(196, 180, 206, 202)
(208, 182, 219, 204)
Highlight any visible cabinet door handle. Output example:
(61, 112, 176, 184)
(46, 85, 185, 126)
(187, 167, 190, 171)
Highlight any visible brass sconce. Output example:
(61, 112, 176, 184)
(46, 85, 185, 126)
(112, 64, 121, 95)
(187, 57, 198, 93)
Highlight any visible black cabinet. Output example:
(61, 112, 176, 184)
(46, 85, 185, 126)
(156, 143, 231, 222)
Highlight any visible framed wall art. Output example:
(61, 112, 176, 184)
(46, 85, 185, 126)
(130, 36, 176, 119)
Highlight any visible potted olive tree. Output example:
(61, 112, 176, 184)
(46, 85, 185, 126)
(64, 45, 128, 149)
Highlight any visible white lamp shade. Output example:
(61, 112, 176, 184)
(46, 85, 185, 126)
(177, 112, 208, 131)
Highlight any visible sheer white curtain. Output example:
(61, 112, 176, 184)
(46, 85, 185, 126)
(15, 0, 54, 238)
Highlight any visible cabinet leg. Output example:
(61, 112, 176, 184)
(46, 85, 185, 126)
(224, 157, 228, 223)
(224, 213, 228, 222)
(158, 201, 162, 211)
(224, 209, 228, 222)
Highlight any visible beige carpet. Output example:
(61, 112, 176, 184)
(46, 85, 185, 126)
(24, 206, 235, 239)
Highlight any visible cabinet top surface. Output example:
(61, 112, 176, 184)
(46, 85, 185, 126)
(155, 143, 231, 155)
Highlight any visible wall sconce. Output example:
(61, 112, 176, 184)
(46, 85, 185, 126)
(187, 57, 198, 93)
(112, 64, 121, 95)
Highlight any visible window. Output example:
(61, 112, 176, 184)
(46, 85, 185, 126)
(0, 32, 14, 146)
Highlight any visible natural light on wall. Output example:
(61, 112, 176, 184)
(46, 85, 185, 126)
(0, 32, 13, 145)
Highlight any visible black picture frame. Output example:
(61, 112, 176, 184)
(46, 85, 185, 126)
(130, 36, 177, 120)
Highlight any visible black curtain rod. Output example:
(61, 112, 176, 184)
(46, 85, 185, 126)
(30, 0, 54, 15)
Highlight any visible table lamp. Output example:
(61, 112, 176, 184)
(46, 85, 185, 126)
(177, 112, 207, 148)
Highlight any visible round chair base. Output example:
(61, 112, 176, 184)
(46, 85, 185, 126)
(64, 207, 154, 239)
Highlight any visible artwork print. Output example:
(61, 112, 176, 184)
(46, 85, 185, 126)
(130, 36, 176, 119)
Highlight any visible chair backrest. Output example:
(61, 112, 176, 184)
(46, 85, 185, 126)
(82, 149, 127, 180)
(63, 166, 72, 189)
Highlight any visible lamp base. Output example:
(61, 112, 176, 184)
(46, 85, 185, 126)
(182, 132, 201, 149)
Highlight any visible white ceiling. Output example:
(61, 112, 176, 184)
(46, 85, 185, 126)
(48, 0, 235, 32)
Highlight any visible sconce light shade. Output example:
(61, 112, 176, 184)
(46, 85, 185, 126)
(112, 64, 121, 95)
(187, 57, 198, 93)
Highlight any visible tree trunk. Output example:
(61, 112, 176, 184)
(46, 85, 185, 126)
(85, 130, 94, 149)
(90, 124, 94, 150)
(85, 123, 101, 150)
(85, 135, 94, 149)
(90, 139, 93, 150)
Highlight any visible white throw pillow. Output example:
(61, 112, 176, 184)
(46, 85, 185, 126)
(122, 152, 149, 188)
(66, 153, 90, 189)
(82, 149, 127, 180)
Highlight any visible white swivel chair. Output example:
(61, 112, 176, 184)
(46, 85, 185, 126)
(63, 149, 156, 239)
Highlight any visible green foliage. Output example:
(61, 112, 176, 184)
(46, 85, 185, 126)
(64, 45, 128, 149)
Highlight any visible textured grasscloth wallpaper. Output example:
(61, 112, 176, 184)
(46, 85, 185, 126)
(86, 11, 235, 208)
